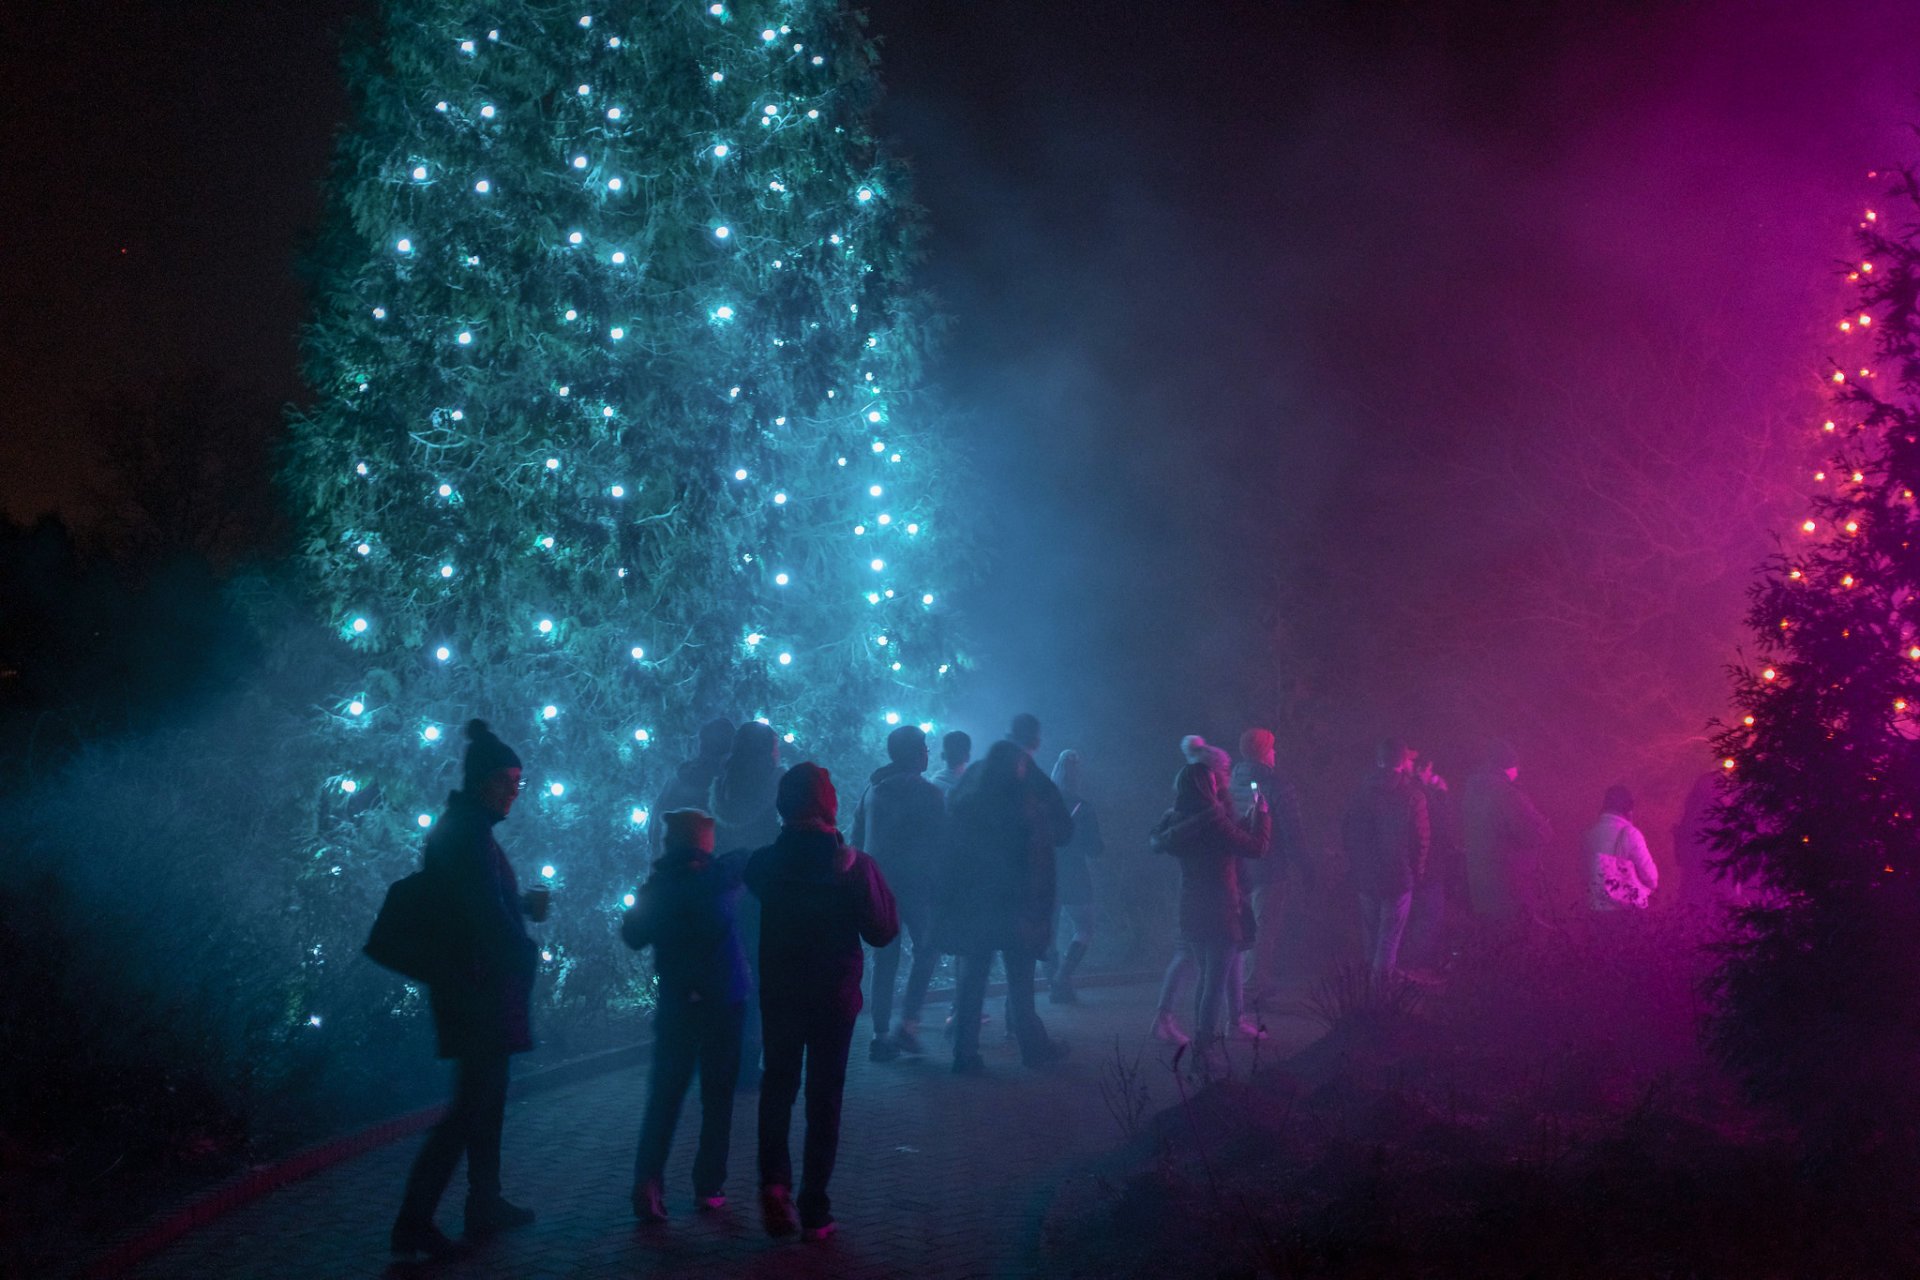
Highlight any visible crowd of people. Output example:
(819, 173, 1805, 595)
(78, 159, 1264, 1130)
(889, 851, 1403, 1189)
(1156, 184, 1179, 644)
(384, 716, 1666, 1259)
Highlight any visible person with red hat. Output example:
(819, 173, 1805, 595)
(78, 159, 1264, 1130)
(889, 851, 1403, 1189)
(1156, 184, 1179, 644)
(620, 808, 750, 1222)
(744, 763, 899, 1243)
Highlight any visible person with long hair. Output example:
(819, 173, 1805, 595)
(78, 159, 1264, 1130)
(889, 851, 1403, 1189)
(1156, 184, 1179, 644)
(1150, 757, 1270, 1051)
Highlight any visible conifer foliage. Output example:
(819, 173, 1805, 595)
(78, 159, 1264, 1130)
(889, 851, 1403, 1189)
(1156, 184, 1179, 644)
(1709, 171, 1920, 1164)
(283, 1, 960, 1032)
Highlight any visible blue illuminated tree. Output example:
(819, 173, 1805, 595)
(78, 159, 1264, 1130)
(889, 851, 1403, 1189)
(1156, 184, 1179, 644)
(1708, 172, 1920, 1173)
(284, 0, 963, 1032)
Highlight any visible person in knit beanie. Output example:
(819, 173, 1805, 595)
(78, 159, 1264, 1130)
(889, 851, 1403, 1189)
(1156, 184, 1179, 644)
(392, 720, 540, 1258)
(744, 762, 899, 1242)
(621, 808, 751, 1222)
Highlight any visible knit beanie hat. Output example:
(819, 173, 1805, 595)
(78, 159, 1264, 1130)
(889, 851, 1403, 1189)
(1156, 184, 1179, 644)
(776, 761, 838, 830)
(1239, 728, 1275, 760)
(462, 719, 522, 790)
(1180, 734, 1232, 781)
(660, 808, 717, 854)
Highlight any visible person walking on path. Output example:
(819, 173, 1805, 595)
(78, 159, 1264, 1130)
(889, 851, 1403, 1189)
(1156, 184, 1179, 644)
(1462, 739, 1554, 925)
(620, 809, 750, 1222)
(1149, 756, 1270, 1050)
(391, 720, 543, 1260)
(942, 738, 1074, 1073)
(1229, 728, 1309, 1013)
(1340, 738, 1431, 981)
(1586, 784, 1660, 911)
(850, 725, 947, 1061)
(1048, 750, 1104, 1005)
(652, 718, 734, 853)
(932, 729, 971, 797)
(710, 721, 785, 1090)
(744, 764, 899, 1243)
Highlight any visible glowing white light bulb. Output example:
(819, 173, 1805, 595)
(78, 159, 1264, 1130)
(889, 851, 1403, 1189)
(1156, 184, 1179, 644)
(715, 305, 734, 319)
(423, 725, 441, 741)
(540, 536, 555, 548)
(812, 55, 824, 66)
(435, 646, 451, 662)
(878, 513, 892, 526)
(871, 558, 885, 571)
(709, 3, 723, 13)
(578, 83, 591, 95)
(546, 457, 560, 470)
(480, 104, 496, 118)
(538, 618, 554, 634)
(762, 28, 776, 40)
(548, 781, 564, 796)
(340, 779, 358, 794)
(440, 564, 454, 578)
(922, 593, 934, 605)
(733, 468, 748, 481)
(713, 143, 730, 157)
(610, 326, 625, 340)
(610, 484, 625, 498)
(632, 807, 649, 825)
(876, 634, 889, 646)
(543, 705, 559, 720)
(541, 949, 553, 962)
(568, 231, 584, 245)
(866, 591, 880, 604)
(418, 813, 433, 828)
(602, 406, 614, 418)
(778, 652, 792, 665)
(412, 165, 428, 180)
(356, 462, 368, 476)
(712, 71, 725, 83)
(775, 572, 790, 586)
(372, 307, 386, 319)
(351, 617, 369, 633)
(907, 523, 920, 535)
(457, 331, 472, 345)
(783, 732, 797, 744)
(608, 177, 623, 191)
(869, 484, 883, 497)
(858, 187, 873, 202)
(885, 711, 900, 725)
(309, 1015, 323, 1027)
(438, 483, 453, 497)
(746, 633, 763, 646)
(714, 225, 730, 239)
(764, 104, 778, 115)
(854, 525, 866, 536)
(459, 39, 475, 53)
(807, 109, 820, 120)
(623, 893, 637, 908)
(450, 410, 464, 421)
(488, 30, 497, 40)
(564, 309, 578, 321)
(578, 15, 592, 27)
(634, 728, 650, 742)
(475, 179, 490, 193)
(573, 155, 588, 169)
(868, 411, 883, 424)
(773, 492, 788, 504)
(356, 542, 371, 556)
(631, 646, 645, 660)
(396, 238, 412, 253)
(347, 700, 365, 716)
(542, 864, 556, 879)
(607, 107, 622, 120)
(608, 36, 620, 47)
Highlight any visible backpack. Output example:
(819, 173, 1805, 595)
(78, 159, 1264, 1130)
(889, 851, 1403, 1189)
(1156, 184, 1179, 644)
(363, 869, 452, 985)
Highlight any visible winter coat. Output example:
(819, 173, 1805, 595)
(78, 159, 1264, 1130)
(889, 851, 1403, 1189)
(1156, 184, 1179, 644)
(744, 827, 899, 1015)
(621, 851, 751, 1006)
(850, 763, 947, 909)
(1150, 800, 1271, 947)
(1585, 813, 1659, 911)
(1340, 767, 1431, 900)
(939, 769, 1074, 956)
(1422, 779, 1467, 904)
(421, 790, 538, 1059)
(651, 753, 728, 853)
(1055, 796, 1104, 907)
(1462, 769, 1554, 921)
(1230, 760, 1307, 890)
(710, 768, 784, 856)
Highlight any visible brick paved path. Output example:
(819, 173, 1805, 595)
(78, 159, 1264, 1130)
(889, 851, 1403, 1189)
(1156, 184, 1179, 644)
(132, 978, 1318, 1280)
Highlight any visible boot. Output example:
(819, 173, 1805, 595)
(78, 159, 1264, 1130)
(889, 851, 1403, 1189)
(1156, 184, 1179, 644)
(1151, 1010, 1189, 1047)
(465, 1195, 536, 1239)
(632, 1179, 667, 1223)
(391, 1219, 467, 1260)
(760, 1185, 800, 1238)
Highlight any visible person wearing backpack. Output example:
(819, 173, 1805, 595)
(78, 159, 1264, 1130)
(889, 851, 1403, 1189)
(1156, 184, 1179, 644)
(391, 720, 544, 1259)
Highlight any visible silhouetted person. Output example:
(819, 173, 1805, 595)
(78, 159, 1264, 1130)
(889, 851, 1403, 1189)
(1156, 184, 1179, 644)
(1400, 754, 1462, 972)
(653, 718, 734, 853)
(1462, 739, 1554, 924)
(392, 721, 542, 1259)
(932, 729, 971, 796)
(1048, 750, 1104, 1005)
(1150, 757, 1270, 1050)
(1340, 738, 1430, 980)
(1586, 784, 1659, 911)
(1672, 769, 1730, 907)
(621, 809, 748, 1222)
(942, 739, 1073, 1072)
(851, 725, 946, 1060)
(745, 764, 898, 1242)
(1230, 728, 1309, 1012)
(1158, 736, 1264, 1040)
(711, 721, 784, 1089)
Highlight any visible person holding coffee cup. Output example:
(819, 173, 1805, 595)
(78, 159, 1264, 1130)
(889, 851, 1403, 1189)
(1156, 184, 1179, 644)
(391, 719, 543, 1260)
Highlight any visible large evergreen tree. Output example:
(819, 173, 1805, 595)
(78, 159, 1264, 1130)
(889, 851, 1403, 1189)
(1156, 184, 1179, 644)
(284, 0, 961, 1031)
(1710, 171, 1920, 1167)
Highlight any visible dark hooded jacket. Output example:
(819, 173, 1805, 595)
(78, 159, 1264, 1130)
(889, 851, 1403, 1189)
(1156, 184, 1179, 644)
(1229, 759, 1307, 890)
(1340, 766, 1431, 899)
(850, 762, 947, 908)
(422, 789, 538, 1058)
(1151, 777, 1272, 946)
(652, 752, 729, 852)
(1462, 768, 1554, 920)
(621, 851, 751, 1006)
(939, 753, 1074, 955)
(744, 827, 899, 1014)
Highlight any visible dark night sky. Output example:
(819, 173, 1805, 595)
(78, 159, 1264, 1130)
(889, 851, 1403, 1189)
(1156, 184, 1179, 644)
(4, 0, 1919, 839)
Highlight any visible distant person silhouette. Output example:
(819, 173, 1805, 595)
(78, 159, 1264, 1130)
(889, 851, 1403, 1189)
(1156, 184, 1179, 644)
(932, 730, 971, 796)
(1462, 739, 1553, 924)
(391, 720, 542, 1260)
(744, 764, 898, 1242)
(652, 718, 734, 853)
(1048, 750, 1104, 1005)
(621, 809, 749, 1221)
(1339, 738, 1430, 980)
(1586, 784, 1659, 911)
(1230, 728, 1310, 1002)
(851, 725, 947, 1060)
(710, 721, 784, 1090)
(942, 738, 1074, 1072)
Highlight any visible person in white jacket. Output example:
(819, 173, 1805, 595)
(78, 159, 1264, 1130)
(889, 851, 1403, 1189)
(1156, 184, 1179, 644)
(1585, 785, 1659, 910)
